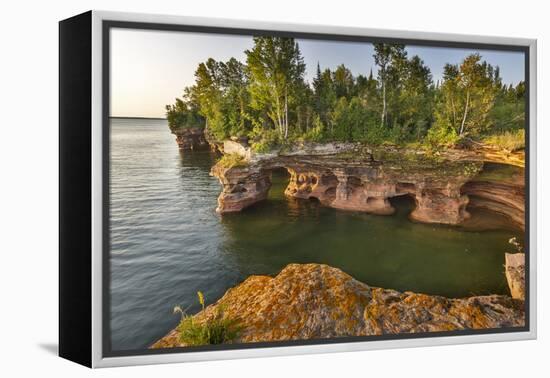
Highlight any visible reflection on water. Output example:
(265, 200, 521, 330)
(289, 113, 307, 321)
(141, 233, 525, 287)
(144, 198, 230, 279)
(109, 118, 521, 351)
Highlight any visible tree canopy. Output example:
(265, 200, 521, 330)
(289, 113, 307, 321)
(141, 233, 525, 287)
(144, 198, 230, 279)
(166, 38, 525, 151)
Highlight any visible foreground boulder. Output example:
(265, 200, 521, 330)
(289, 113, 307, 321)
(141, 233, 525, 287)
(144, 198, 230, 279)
(151, 263, 524, 348)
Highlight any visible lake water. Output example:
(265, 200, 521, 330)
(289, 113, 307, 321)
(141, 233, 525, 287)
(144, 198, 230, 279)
(109, 118, 521, 351)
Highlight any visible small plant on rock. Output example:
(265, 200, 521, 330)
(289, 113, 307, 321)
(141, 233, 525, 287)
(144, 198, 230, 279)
(174, 292, 241, 346)
(508, 237, 523, 253)
(217, 153, 247, 168)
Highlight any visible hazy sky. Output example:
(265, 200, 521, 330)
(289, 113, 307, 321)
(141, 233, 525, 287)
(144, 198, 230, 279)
(110, 28, 525, 118)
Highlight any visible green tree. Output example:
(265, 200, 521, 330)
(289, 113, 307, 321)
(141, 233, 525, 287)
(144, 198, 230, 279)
(332, 64, 355, 100)
(432, 54, 497, 141)
(397, 55, 433, 140)
(245, 36, 306, 140)
(373, 43, 406, 129)
(187, 58, 225, 139)
(313, 66, 337, 135)
(332, 97, 369, 142)
(165, 97, 205, 133)
(295, 82, 315, 134)
(186, 57, 251, 140)
(491, 79, 525, 133)
(218, 58, 251, 137)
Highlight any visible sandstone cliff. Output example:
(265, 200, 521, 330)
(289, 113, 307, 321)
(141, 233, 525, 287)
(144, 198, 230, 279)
(151, 263, 524, 348)
(174, 127, 208, 150)
(209, 142, 525, 228)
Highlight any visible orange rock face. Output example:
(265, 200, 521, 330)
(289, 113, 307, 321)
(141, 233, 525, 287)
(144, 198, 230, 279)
(151, 264, 524, 349)
(209, 143, 525, 228)
(211, 151, 483, 225)
(461, 167, 525, 230)
(210, 164, 272, 213)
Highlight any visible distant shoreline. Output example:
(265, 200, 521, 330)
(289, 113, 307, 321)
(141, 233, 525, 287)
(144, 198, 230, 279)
(111, 116, 167, 120)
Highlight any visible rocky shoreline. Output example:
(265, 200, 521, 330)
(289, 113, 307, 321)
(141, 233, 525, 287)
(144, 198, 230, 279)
(173, 127, 209, 150)
(151, 261, 525, 349)
(154, 138, 526, 349)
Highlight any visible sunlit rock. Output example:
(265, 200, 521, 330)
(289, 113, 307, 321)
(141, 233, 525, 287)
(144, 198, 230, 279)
(505, 252, 525, 301)
(210, 145, 491, 226)
(151, 263, 525, 348)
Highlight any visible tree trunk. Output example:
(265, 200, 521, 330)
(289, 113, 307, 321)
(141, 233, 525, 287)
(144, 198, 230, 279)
(274, 87, 283, 136)
(284, 87, 289, 139)
(459, 90, 470, 136)
(380, 74, 386, 128)
(450, 96, 457, 129)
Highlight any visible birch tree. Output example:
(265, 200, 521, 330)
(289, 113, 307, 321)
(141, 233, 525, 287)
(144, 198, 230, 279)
(373, 43, 406, 128)
(246, 37, 306, 139)
(433, 54, 496, 139)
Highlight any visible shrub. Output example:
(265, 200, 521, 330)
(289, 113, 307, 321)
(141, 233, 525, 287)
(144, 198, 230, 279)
(217, 153, 247, 168)
(250, 128, 281, 153)
(174, 292, 241, 346)
(301, 115, 326, 142)
(425, 124, 460, 149)
(483, 129, 525, 152)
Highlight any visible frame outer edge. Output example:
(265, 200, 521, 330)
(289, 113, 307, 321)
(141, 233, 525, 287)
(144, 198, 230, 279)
(91, 10, 104, 368)
(90, 10, 537, 368)
(528, 39, 537, 339)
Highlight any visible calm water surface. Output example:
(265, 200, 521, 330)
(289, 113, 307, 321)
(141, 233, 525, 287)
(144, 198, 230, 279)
(110, 118, 520, 351)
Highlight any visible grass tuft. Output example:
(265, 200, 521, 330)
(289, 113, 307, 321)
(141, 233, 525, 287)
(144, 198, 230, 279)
(483, 129, 525, 152)
(174, 292, 241, 346)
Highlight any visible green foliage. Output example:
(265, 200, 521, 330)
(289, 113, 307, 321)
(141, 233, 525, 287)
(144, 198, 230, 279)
(217, 153, 248, 168)
(332, 97, 368, 142)
(300, 114, 326, 142)
(166, 40, 525, 151)
(165, 98, 204, 133)
(483, 129, 525, 151)
(491, 81, 525, 133)
(182, 58, 251, 141)
(174, 294, 241, 346)
(176, 311, 241, 346)
(425, 122, 460, 148)
(435, 54, 497, 138)
(246, 36, 306, 140)
(250, 127, 281, 153)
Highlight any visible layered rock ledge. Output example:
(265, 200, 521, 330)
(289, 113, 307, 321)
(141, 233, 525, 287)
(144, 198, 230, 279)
(151, 263, 525, 348)
(210, 142, 525, 228)
(461, 164, 525, 230)
(174, 127, 208, 150)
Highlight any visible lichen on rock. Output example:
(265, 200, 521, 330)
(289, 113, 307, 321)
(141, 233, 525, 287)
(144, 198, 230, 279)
(151, 263, 525, 349)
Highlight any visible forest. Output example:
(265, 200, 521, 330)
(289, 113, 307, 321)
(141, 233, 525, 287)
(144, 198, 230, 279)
(166, 37, 525, 152)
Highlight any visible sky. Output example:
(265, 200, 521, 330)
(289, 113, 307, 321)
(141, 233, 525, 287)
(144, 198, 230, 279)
(110, 28, 525, 118)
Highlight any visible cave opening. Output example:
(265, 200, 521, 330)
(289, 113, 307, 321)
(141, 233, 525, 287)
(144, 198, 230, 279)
(267, 167, 291, 201)
(388, 194, 416, 216)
